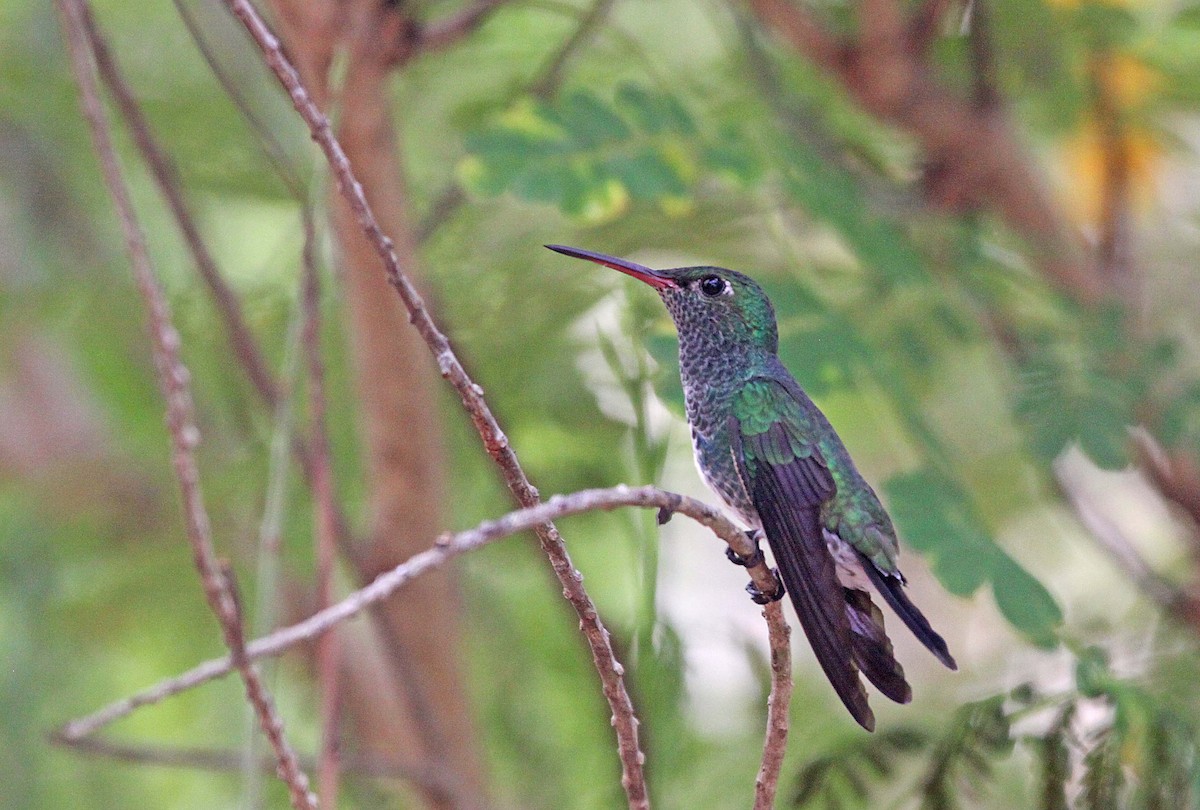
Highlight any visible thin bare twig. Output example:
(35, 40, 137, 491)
(217, 1, 651, 804)
(48, 733, 449, 792)
(78, 0, 281, 406)
(57, 2, 316, 806)
(529, 0, 617, 98)
(82, 0, 361, 560)
(301, 233, 342, 809)
(171, 0, 307, 197)
(57, 486, 779, 734)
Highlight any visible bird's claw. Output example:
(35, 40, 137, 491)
(656, 507, 674, 526)
(725, 530, 764, 568)
(746, 571, 785, 605)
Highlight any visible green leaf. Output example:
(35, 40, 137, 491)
(886, 469, 1062, 643)
(1013, 346, 1133, 470)
(461, 83, 741, 220)
(1174, 4, 1200, 29)
(604, 150, 688, 200)
(789, 727, 931, 808)
(1072, 2, 1139, 49)
(990, 555, 1063, 649)
(559, 90, 632, 147)
(884, 470, 994, 596)
(764, 278, 871, 398)
(776, 133, 928, 287)
(702, 128, 762, 184)
(613, 82, 695, 135)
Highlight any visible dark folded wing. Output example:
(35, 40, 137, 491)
(733, 417, 875, 731)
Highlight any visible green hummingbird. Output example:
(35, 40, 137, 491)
(547, 245, 956, 731)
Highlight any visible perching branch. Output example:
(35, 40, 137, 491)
(56, 2, 316, 806)
(56, 485, 785, 759)
(754, 601, 793, 810)
(216, 1, 651, 804)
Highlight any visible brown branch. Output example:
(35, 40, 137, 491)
(749, 0, 1106, 307)
(748, 0, 843, 72)
(754, 601, 793, 810)
(965, 0, 1000, 111)
(57, 485, 780, 737)
(1088, 53, 1136, 293)
(57, 3, 316, 807)
(217, 1, 651, 804)
(418, 0, 509, 53)
(908, 0, 955, 55)
(78, 0, 281, 407)
(1134, 433, 1200, 555)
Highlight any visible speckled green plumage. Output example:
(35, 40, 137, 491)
(732, 379, 899, 574)
(547, 244, 957, 730)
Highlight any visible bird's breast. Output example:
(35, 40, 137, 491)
(691, 425, 758, 527)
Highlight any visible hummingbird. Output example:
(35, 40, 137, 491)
(546, 245, 957, 730)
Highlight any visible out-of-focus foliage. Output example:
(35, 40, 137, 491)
(789, 648, 1200, 810)
(461, 82, 760, 223)
(5, 0, 1200, 808)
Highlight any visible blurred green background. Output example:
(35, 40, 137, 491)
(5, 0, 1200, 807)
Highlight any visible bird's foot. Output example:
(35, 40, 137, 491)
(656, 506, 674, 526)
(746, 571, 785, 605)
(725, 530, 764, 568)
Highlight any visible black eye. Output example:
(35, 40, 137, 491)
(699, 275, 727, 297)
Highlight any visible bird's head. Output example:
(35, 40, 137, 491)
(546, 245, 778, 355)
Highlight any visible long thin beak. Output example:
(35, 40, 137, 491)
(545, 245, 675, 291)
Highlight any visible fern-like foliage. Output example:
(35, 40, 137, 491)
(790, 727, 929, 809)
(917, 696, 1015, 810)
(787, 647, 1200, 810)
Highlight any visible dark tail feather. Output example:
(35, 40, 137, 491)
(766, 523, 875, 731)
(843, 588, 912, 704)
(858, 552, 957, 670)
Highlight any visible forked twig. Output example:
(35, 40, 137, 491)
(56, 1, 316, 806)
